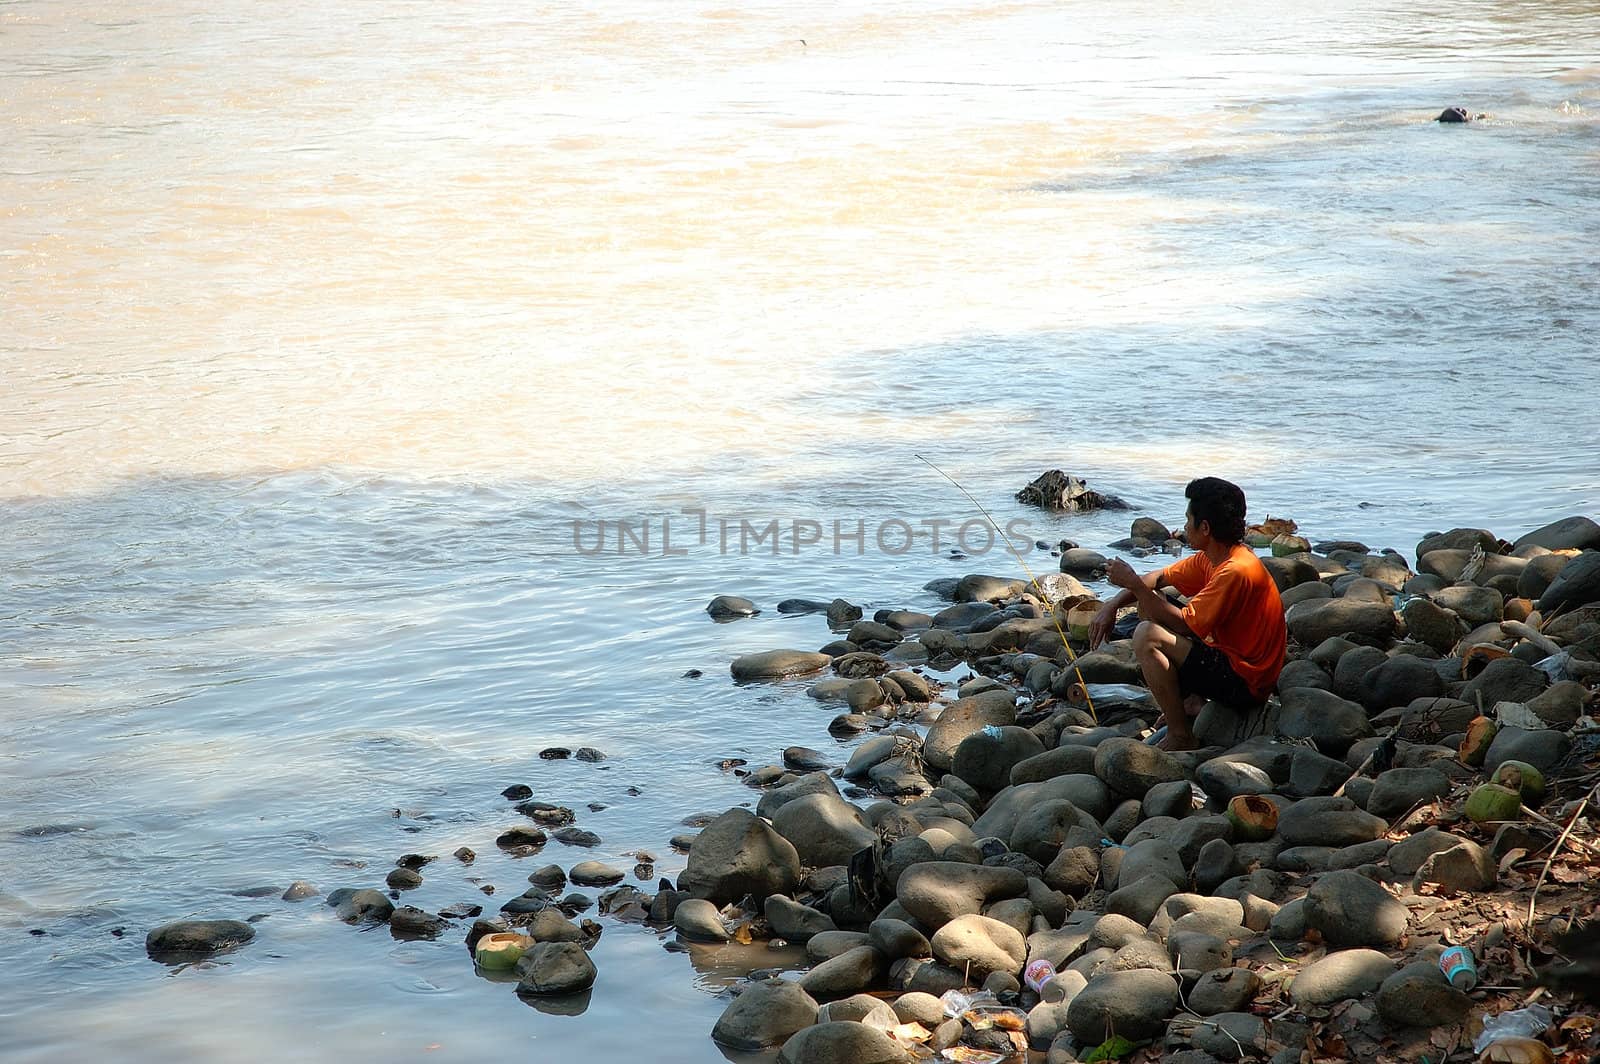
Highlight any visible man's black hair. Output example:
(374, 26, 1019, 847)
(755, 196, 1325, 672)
(1185, 477, 1248, 544)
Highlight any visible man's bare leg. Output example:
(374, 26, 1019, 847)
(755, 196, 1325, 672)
(1133, 620, 1197, 751)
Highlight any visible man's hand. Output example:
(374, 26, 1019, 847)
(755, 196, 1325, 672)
(1088, 603, 1118, 649)
(1105, 557, 1141, 591)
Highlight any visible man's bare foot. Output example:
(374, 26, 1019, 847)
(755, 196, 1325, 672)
(1157, 731, 1199, 752)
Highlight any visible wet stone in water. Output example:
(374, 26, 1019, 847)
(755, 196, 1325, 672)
(539, 748, 572, 760)
(518, 802, 575, 826)
(496, 825, 548, 850)
(575, 747, 606, 762)
(501, 784, 533, 800)
(395, 853, 433, 870)
(554, 827, 601, 847)
(454, 846, 476, 864)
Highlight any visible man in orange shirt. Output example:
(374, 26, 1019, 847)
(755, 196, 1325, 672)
(1089, 477, 1286, 751)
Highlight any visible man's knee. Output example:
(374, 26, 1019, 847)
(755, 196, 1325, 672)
(1133, 620, 1172, 656)
(1133, 620, 1154, 655)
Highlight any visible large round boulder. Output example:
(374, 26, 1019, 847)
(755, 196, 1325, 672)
(923, 690, 1018, 772)
(713, 980, 821, 1050)
(771, 793, 876, 867)
(515, 941, 597, 995)
(1066, 969, 1181, 1043)
(930, 914, 1026, 981)
(1303, 870, 1408, 947)
(1276, 688, 1374, 757)
(731, 650, 833, 681)
(1538, 551, 1600, 614)
(896, 861, 1027, 929)
(777, 1022, 908, 1064)
(678, 808, 801, 904)
(1092, 737, 1186, 798)
(145, 920, 255, 960)
(1286, 599, 1397, 648)
(952, 725, 1045, 793)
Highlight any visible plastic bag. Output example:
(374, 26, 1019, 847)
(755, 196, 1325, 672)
(1494, 701, 1548, 731)
(1472, 1004, 1552, 1053)
(938, 989, 997, 1017)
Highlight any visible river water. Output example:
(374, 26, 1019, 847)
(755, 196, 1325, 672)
(2, 2, 1597, 1060)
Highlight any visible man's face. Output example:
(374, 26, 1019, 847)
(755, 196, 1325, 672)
(1185, 506, 1210, 549)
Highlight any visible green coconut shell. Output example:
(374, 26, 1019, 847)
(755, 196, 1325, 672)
(1459, 716, 1497, 767)
(474, 931, 533, 970)
(1225, 794, 1279, 842)
(1492, 760, 1547, 806)
(1464, 783, 1523, 825)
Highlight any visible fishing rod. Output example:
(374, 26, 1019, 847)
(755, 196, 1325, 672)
(915, 454, 1100, 724)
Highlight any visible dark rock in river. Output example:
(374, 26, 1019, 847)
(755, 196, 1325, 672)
(706, 594, 760, 620)
(712, 979, 820, 1051)
(568, 861, 624, 887)
(146, 919, 256, 960)
(1016, 470, 1129, 512)
(516, 941, 597, 996)
(730, 649, 834, 681)
(389, 906, 448, 938)
(334, 889, 395, 924)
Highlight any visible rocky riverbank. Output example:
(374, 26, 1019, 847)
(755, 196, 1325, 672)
(141, 508, 1600, 1064)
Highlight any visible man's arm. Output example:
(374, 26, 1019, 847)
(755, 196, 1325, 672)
(1090, 560, 1184, 647)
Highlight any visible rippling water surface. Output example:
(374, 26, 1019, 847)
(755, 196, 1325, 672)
(3, 1, 1598, 1060)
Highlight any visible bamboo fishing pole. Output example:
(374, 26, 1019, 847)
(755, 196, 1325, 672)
(915, 454, 1100, 724)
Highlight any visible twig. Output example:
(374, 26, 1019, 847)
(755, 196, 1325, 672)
(915, 454, 1099, 723)
(1518, 802, 1600, 856)
(1526, 782, 1600, 927)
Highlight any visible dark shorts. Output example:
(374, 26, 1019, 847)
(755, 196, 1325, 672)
(1177, 641, 1261, 708)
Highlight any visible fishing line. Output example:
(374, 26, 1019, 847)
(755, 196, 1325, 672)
(914, 454, 1099, 724)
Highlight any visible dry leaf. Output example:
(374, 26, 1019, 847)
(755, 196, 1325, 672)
(1477, 1036, 1555, 1064)
(1499, 848, 1529, 874)
(732, 921, 753, 945)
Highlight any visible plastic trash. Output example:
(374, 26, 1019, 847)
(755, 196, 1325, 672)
(1493, 701, 1548, 731)
(1472, 1004, 1553, 1054)
(1023, 958, 1057, 995)
(1438, 945, 1477, 990)
(938, 988, 998, 1017)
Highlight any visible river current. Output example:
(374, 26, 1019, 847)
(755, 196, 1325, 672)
(2, 2, 1597, 1060)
